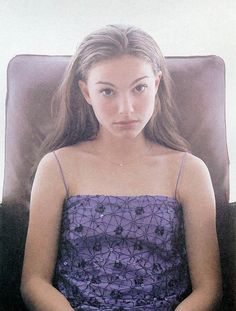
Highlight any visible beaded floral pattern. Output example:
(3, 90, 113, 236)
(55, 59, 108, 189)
(54, 195, 191, 310)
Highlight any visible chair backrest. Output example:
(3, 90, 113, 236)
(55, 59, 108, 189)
(1, 55, 232, 309)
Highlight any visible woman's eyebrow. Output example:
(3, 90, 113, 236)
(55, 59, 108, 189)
(96, 81, 115, 86)
(95, 75, 149, 87)
(130, 76, 149, 86)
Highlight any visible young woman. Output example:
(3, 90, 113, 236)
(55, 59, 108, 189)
(21, 25, 222, 310)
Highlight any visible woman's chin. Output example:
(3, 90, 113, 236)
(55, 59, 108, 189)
(111, 130, 144, 140)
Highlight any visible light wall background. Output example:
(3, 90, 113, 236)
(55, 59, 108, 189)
(0, 0, 235, 202)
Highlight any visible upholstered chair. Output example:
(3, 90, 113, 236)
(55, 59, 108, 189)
(0, 54, 234, 310)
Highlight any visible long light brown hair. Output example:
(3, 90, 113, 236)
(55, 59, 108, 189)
(39, 24, 189, 158)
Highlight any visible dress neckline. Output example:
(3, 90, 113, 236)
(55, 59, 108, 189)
(66, 193, 180, 204)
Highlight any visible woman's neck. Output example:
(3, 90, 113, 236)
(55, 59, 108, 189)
(92, 131, 153, 163)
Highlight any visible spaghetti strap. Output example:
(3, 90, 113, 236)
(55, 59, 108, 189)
(174, 152, 187, 199)
(53, 151, 69, 198)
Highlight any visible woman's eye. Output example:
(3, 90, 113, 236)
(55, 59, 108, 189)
(101, 88, 114, 97)
(134, 84, 147, 93)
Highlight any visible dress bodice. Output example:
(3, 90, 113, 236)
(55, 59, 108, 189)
(53, 194, 191, 311)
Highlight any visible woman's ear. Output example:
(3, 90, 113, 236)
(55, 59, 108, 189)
(155, 71, 162, 93)
(78, 80, 91, 105)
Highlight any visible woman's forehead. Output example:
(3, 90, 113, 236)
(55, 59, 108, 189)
(86, 55, 155, 83)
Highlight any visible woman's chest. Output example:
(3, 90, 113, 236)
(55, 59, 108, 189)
(68, 161, 176, 197)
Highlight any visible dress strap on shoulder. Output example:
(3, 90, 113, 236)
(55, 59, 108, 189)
(174, 152, 188, 199)
(53, 150, 69, 198)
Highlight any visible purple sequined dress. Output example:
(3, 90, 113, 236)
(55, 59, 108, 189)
(53, 194, 191, 310)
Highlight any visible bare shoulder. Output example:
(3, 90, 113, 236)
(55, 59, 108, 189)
(183, 152, 211, 179)
(150, 144, 189, 166)
(178, 152, 215, 206)
(37, 144, 89, 174)
(36, 151, 59, 179)
(149, 143, 179, 158)
(36, 149, 71, 179)
(52, 142, 93, 163)
(32, 151, 69, 202)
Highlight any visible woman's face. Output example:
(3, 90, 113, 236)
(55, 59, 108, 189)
(79, 55, 162, 139)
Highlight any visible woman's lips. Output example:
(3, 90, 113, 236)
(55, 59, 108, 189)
(113, 120, 139, 128)
(114, 120, 139, 125)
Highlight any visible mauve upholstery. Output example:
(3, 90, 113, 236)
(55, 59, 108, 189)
(0, 55, 234, 310)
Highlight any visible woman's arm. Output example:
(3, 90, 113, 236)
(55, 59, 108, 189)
(175, 154, 222, 311)
(21, 152, 74, 311)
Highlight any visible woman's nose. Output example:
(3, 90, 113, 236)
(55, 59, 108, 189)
(118, 95, 134, 114)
